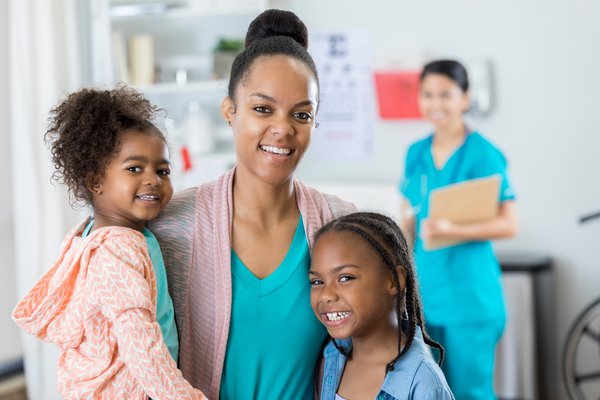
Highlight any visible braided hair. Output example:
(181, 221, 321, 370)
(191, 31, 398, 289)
(313, 211, 444, 373)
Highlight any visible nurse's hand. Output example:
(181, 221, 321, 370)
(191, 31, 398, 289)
(420, 218, 456, 240)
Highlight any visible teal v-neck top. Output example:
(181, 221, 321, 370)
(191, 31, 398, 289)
(219, 216, 327, 400)
(82, 220, 179, 362)
(400, 132, 516, 325)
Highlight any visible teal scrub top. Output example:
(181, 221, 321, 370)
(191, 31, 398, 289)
(400, 132, 516, 325)
(219, 216, 327, 400)
(82, 220, 180, 362)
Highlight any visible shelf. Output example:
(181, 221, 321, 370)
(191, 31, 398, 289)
(110, 1, 264, 21)
(135, 79, 229, 95)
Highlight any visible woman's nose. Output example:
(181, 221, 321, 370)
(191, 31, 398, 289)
(271, 114, 295, 136)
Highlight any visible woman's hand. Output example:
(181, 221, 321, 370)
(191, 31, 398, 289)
(420, 201, 518, 242)
(420, 218, 456, 240)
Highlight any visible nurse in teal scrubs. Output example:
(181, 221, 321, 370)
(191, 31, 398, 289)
(399, 59, 518, 400)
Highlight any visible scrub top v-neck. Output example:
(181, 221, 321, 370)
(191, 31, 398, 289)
(219, 215, 327, 400)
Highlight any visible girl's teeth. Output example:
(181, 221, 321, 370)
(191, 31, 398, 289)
(138, 195, 158, 200)
(326, 312, 350, 322)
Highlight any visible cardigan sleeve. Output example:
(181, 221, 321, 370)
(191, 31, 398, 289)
(150, 186, 198, 338)
(88, 235, 207, 400)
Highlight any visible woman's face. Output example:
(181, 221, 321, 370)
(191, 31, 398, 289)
(419, 73, 469, 131)
(222, 55, 318, 186)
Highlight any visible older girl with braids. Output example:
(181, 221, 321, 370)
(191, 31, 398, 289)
(310, 212, 454, 400)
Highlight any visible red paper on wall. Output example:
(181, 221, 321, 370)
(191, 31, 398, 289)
(374, 71, 421, 119)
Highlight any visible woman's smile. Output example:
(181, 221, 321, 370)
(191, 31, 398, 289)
(259, 144, 293, 156)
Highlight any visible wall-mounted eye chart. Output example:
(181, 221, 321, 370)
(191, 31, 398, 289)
(310, 30, 376, 161)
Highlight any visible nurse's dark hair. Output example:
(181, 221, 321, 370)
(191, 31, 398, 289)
(313, 212, 444, 372)
(227, 9, 319, 101)
(44, 85, 164, 207)
(420, 59, 469, 92)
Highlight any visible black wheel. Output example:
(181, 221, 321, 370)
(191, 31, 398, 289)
(563, 298, 600, 399)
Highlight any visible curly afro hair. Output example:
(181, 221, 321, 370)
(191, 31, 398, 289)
(45, 85, 164, 206)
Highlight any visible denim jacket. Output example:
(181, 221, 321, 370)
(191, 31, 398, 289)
(319, 327, 454, 400)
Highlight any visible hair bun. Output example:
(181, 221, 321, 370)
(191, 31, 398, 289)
(245, 9, 308, 50)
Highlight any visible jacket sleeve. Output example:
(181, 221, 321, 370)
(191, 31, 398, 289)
(88, 234, 208, 400)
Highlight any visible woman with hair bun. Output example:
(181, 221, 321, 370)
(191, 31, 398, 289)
(152, 9, 356, 400)
(399, 59, 518, 399)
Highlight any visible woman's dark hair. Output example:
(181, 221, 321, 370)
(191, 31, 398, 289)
(44, 85, 164, 206)
(313, 212, 444, 373)
(227, 9, 319, 101)
(420, 59, 469, 92)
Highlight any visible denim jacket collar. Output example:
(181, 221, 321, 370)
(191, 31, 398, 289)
(320, 327, 431, 400)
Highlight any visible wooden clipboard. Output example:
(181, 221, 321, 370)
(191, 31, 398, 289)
(425, 175, 501, 250)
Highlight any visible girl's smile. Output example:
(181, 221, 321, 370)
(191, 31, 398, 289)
(320, 310, 352, 329)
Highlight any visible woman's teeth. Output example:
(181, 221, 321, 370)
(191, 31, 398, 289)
(260, 145, 291, 155)
(326, 312, 350, 322)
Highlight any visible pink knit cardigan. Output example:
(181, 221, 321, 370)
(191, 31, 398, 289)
(151, 168, 356, 399)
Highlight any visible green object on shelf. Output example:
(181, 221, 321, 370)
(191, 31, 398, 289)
(213, 38, 244, 79)
(215, 38, 244, 52)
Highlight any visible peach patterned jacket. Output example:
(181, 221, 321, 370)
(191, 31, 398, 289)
(12, 221, 206, 400)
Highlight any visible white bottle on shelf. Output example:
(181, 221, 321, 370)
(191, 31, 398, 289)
(180, 101, 215, 157)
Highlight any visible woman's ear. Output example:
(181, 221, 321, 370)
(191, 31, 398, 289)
(221, 96, 236, 125)
(462, 91, 471, 113)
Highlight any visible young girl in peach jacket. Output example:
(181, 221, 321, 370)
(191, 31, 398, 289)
(12, 86, 207, 400)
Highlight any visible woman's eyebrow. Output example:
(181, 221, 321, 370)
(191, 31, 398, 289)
(249, 93, 315, 108)
(250, 93, 276, 102)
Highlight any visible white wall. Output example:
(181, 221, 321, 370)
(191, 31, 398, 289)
(285, 1, 600, 398)
(0, 0, 22, 364)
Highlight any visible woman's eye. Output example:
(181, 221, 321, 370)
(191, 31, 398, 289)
(339, 275, 354, 283)
(253, 106, 271, 114)
(310, 279, 323, 286)
(294, 112, 313, 122)
(127, 166, 142, 173)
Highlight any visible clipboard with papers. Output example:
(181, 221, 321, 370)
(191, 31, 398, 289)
(424, 175, 501, 250)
